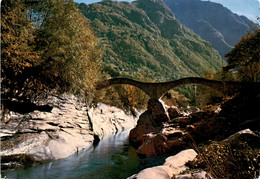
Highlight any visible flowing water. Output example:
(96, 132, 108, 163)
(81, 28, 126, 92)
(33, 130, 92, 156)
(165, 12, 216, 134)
(3, 130, 142, 179)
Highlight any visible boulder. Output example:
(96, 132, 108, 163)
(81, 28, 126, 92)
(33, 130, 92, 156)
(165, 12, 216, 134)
(129, 99, 168, 147)
(173, 117, 192, 128)
(88, 103, 137, 138)
(189, 111, 212, 123)
(136, 135, 168, 157)
(224, 129, 260, 149)
(167, 106, 182, 119)
(148, 98, 169, 124)
(128, 149, 197, 179)
(129, 99, 190, 157)
(129, 111, 160, 147)
(166, 138, 187, 152)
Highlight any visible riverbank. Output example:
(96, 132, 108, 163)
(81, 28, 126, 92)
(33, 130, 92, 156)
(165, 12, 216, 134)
(2, 130, 142, 179)
(1, 95, 137, 171)
(128, 89, 259, 178)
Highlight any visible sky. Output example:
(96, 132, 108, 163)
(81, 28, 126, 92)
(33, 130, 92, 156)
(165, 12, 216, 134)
(202, 0, 260, 22)
(74, 0, 260, 23)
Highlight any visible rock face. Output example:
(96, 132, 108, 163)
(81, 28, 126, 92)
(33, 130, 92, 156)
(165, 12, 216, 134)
(88, 103, 137, 138)
(1, 95, 137, 170)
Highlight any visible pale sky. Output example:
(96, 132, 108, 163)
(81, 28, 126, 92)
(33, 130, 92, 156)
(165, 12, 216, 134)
(202, 0, 260, 22)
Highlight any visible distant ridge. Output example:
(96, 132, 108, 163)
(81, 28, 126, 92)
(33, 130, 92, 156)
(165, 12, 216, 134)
(164, 0, 253, 60)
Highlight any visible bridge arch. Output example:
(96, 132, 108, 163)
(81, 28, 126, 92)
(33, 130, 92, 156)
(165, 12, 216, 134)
(96, 77, 257, 99)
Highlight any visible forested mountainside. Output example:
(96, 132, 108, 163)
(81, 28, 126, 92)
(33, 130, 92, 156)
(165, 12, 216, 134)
(164, 0, 253, 60)
(78, 0, 225, 81)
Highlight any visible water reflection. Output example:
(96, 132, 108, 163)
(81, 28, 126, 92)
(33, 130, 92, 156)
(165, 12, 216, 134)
(3, 130, 141, 179)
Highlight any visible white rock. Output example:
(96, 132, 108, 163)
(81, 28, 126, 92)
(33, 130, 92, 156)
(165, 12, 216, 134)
(1, 95, 137, 162)
(88, 103, 137, 138)
(128, 149, 197, 179)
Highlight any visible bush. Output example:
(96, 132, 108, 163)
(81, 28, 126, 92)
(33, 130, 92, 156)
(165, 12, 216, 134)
(162, 90, 190, 108)
(93, 84, 149, 115)
(187, 140, 259, 178)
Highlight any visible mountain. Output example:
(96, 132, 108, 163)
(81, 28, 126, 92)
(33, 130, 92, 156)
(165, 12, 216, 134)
(164, 0, 253, 59)
(74, 0, 260, 23)
(78, 0, 225, 81)
(201, 0, 260, 23)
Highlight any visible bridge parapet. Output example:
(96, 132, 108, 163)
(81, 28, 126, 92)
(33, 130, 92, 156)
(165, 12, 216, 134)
(96, 77, 260, 99)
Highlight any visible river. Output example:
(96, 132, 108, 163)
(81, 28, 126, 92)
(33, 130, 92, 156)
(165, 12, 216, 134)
(2, 130, 143, 179)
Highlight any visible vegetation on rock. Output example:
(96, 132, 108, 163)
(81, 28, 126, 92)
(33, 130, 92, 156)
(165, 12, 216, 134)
(187, 134, 259, 178)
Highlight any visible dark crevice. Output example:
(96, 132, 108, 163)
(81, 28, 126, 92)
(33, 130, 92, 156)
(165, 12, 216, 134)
(93, 134, 100, 148)
(2, 100, 53, 114)
(86, 110, 93, 131)
(47, 122, 59, 126)
(30, 118, 44, 121)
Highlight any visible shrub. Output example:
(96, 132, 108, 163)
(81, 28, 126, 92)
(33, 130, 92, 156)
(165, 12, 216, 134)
(187, 140, 259, 178)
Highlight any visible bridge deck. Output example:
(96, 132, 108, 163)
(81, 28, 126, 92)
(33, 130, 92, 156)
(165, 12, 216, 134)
(96, 77, 260, 99)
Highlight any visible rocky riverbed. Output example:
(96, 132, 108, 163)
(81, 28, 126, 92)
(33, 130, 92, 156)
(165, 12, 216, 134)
(127, 89, 259, 178)
(129, 89, 260, 158)
(1, 95, 137, 171)
(1, 89, 259, 178)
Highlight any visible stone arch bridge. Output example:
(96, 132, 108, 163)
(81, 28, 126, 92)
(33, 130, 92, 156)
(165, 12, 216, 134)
(96, 77, 260, 99)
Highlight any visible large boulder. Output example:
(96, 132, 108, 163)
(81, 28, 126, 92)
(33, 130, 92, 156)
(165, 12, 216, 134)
(148, 98, 169, 124)
(224, 129, 260, 149)
(136, 134, 168, 157)
(129, 111, 161, 146)
(128, 149, 198, 179)
(129, 99, 190, 157)
(167, 106, 182, 120)
(129, 99, 169, 147)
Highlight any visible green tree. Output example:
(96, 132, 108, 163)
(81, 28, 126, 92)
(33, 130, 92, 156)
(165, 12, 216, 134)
(225, 29, 260, 82)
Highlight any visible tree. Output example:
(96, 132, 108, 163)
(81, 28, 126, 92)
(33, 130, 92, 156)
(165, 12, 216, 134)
(225, 29, 260, 82)
(1, 0, 103, 102)
(1, 0, 41, 100)
(35, 0, 103, 99)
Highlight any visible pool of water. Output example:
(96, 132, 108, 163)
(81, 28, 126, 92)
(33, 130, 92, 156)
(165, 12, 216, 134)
(3, 130, 142, 179)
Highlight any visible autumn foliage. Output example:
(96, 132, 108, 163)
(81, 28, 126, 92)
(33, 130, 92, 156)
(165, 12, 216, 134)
(1, 0, 103, 102)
